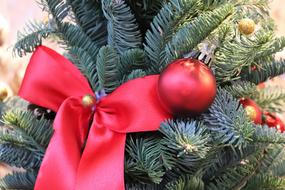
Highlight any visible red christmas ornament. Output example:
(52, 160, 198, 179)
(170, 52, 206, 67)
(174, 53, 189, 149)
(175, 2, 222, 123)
(239, 98, 262, 124)
(262, 112, 285, 133)
(251, 65, 257, 71)
(158, 58, 216, 115)
(257, 82, 265, 90)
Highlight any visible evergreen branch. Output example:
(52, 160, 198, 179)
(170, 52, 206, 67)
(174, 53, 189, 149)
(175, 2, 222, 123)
(204, 145, 260, 182)
(67, 0, 107, 46)
(243, 174, 285, 190)
(242, 59, 285, 84)
(258, 145, 285, 175)
(253, 125, 285, 144)
(144, 0, 203, 72)
(267, 146, 285, 177)
(58, 23, 99, 60)
(203, 89, 255, 148)
(224, 81, 258, 99)
(206, 151, 264, 190)
(201, 0, 228, 9)
(256, 36, 285, 58)
(102, 0, 142, 54)
(125, 183, 161, 190)
(125, 69, 147, 82)
(125, 0, 164, 35)
(0, 171, 36, 190)
(125, 136, 164, 184)
(38, 0, 70, 23)
(214, 31, 285, 82)
(211, 23, 235, 54)
(159, 119, 210, 173)
(13, 21, 54, 57)
(68, 47, 99, 91)
(165, 175, 204, 190)
(255, 87, 285, 113)
(0, 127, 44, 154)
(165, 4, 233, 64)
(96, 46, 121, 93)
(0, 144, 42, 170)
(119, 49, 147, 77)
(202, 0, 269, 12)
(3, 110, 53, 148)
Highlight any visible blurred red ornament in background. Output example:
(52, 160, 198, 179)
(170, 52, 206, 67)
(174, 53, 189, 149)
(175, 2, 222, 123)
(262, 111, 285, 133)
(257, 82, 266, 90)
(240, 98, 263, 124)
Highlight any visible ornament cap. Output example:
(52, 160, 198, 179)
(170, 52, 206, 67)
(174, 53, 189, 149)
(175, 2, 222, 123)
(82, 94, 96, 108)
(184, 50, 212, 65)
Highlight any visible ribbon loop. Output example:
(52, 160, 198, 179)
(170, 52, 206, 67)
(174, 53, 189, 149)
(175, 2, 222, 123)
(19, 46, 93, 112)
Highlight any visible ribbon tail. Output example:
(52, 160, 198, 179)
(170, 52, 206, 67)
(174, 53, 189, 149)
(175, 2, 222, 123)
(76, 120, 126, 190)
(35, 97, 92, 190)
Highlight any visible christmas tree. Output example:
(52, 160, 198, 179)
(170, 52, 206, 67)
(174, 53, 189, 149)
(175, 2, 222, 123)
(1, 0, 285, 189)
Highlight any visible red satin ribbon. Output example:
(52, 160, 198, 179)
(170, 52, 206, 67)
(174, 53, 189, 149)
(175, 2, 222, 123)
(19, 46, 171, 190)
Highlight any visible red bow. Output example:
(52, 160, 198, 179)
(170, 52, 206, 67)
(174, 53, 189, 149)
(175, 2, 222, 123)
(19, 46, 171, 190)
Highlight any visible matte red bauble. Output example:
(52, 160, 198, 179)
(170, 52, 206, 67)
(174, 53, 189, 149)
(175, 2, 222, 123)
(263, 112, 285, 133)
(158, 58, 217, 115)
(239, 98, 262, 124)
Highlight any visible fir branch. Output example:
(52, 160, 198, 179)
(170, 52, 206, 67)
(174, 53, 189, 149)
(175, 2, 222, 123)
(125, 183, 161, 190)
(255, 86, 285, 113)
(125, 69, 147, 82)
(58, 23, 99, 60)
(224, 81, 258, 99)
(144, 0, 203, 72)
(0, 127, 44, 154)
(258, 145, 285, 175)
(214, 31, 285, 82)
(206, 151, 264, 190)
(204, 145, 260, 182)
(125, 136, 164, 184)
(13, 21, 54, 57)
(267, 146, 285, 177)
(0, 171, 36, 190)
(67, 0, 107, 46)
(165, 4, 233, 64)
(38, 0, 70, 23)
(242, 59, 285, 84)
(211, 23, 235, 54)
(68, 47, 99, 91)
(202, 0, 269, 11)
(125, 0, 164, 35)
(201, 0, 228, 9)
(102, 0, 142, 54)
(243, 174, 285, 190)
(0, 144, 42, 169)
(119, 48, 147, 77)
(159, 119, 210, 173)
(3, 110, 53, 148)
(253, 125, 285, 144)
(203, 89, 255, 148)
(165, 175, 204, 190)
(96, 46, 121, 93)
